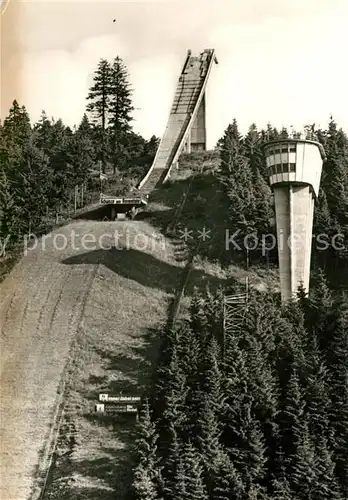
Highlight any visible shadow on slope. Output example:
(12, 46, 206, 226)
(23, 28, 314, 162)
(73, 204, 111, 221)
(62, 246, 230, 295)
(139, 170, 231, 263)
(46, 329, 162, 500)
(49, 443, 135, 500)
(94, 327, 161, 394)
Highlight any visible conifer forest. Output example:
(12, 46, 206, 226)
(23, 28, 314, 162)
(1, 56, 348, 500)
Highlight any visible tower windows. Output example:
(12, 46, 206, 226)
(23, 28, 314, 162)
(266, 143, 297, 176)
(269, 163, 296, 175)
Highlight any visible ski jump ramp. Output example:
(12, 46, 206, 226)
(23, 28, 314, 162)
(138, 48, 218, 194)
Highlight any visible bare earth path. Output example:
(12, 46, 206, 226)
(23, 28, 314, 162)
(0, 222, 105, 500)
(0, 219, 181, 500)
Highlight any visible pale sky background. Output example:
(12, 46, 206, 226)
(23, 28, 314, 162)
(1, 0, 348, 147)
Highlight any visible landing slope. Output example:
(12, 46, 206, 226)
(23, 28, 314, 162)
(0, 220, 178, 500)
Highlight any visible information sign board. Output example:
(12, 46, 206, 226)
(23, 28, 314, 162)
(95, 403, 138, 414)
(99, 394, 141, 403)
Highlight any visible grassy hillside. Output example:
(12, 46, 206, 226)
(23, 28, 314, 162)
(143, 151, 279, 289)
(42, 221, 178, 499)
(38, 152, 279, 500)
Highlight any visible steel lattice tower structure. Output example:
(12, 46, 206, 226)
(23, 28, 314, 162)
(222, 277, 249, 356)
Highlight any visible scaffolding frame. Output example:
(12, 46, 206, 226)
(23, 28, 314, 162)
(222, 276, 249, 356)
(222, 244, 250, 356)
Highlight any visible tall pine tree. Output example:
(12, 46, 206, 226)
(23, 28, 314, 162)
(108, 56, 135, 173)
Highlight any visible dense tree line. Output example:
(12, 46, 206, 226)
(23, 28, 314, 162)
(217, 118, 348, 285)
(0, 56, 159, 248)
(132, 279, 348, 499)
(131, 117, 348, 498)
(2, 49, 347, 499)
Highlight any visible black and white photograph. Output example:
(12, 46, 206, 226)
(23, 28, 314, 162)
(1, 1, 348, 499)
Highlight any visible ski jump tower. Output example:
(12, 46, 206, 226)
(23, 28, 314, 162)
(138, 49, 218, 194)
(264, 135, 326, 302)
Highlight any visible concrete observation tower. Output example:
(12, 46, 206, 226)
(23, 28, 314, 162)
(264, 133, 326, 302)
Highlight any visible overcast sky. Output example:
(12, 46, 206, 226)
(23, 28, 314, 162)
(1, 0, 348, 147)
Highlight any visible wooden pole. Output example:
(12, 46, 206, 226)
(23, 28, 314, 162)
(99, 160, 102, 194)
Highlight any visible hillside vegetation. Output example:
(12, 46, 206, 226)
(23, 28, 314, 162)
(0, 56, 159, 280)
(129, 121, 348, 500)
(39, 151, 281, 499)
(1, 50, 348, 500)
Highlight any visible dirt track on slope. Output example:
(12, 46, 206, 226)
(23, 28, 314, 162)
(0, 222, 116, 500)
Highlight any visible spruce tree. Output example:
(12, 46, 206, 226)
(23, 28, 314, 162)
(279, 369, 306, 460)
(219, 125, 257, 256)
(0, 167, 19, 242)
(261, 122, 279, 142)
(33, 110, 53, 155)
(225, 398, 268, 490)
(271, 478, 293, 500)
(161, 421, 181, 499)
(47, 119, 73, 207)
(204, 288, 224, 346)
(132, 463, 159, 500)
(312, 188, 332, 271)
(279, 126, 289, 139)
(288, 419, 318, 499)
(313, 189, 331, 237)
(218, 119, 245, 179)
(328, 295, 348, 494)
(242, 328, 280, 483)
(68, 113, 95, 184)
(144, 135, 159, 161)
(195, 398, 222, 485)
(271, 448, 293, 500)
(171, 456, 187, 499)
(178, 442, 209, 500)
(158, 339, 187, 463)
(222, 332, 249, 454)
(108, 56, 134, 173)
(211, 451, 245, 500)
(313, 435, 342, 500)
(321, 118, 348, 268)
(86, 58, 112, 130)
(304, 338, 331, 439)
(307, 270, 335, 351)
(189, 288, 210, 343)
(2, 100, 31, 149)
(18, 143, 51, 229)
(86, 58, 112, 169)
(199, 336, 225, 414)
(132, 399, 161, 500)
(243, 123, 264, 176)
(253, 168, 274, 237)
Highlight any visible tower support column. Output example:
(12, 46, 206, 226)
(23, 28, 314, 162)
(273, 184, 316, 301)
(190, 93, 206, 152)
(264, 138, 326, 302)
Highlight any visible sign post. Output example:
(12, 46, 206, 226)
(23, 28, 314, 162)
(99, 394, 141, 403)
(95, 394, 141, 421)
